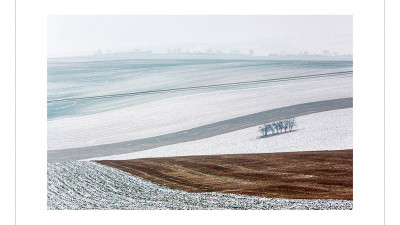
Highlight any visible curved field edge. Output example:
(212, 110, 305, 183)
(90, 108, 352, 161)
(48, 160, 352, 210)
(48, 97, 352, 162)
(48, 74, 352, 151)
(96, 150, 353, 201)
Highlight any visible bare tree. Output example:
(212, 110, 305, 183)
(277, 121, 284, 133)
(283, 119, 290, 133)
(272, 122, 279, 134)
(289, 118, 296, 131)
(259, 124, 268, 137)
(266, 124, 273, 135)
(259, 123, 276, 137)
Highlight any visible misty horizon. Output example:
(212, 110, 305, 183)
(48, 15, 352, 58)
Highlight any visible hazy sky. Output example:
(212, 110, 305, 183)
(48, 15, 352, 57)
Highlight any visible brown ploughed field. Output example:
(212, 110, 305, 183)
(96, 149, 353, 200)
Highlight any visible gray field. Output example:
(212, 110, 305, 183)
(47, 161, 353, 210)
(48, 97, 352, 162)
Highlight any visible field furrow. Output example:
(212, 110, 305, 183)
(48, 161, 352, 210)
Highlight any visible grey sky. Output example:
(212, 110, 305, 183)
(48, 15, 352, 57)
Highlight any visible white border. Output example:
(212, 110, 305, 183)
(1, 0, 15, 225)
(385, 0, 400, 224)
(16, 0, 385, 225)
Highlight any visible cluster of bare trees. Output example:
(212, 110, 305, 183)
(259, 118, 296, 137)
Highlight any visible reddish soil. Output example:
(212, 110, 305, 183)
(96, 150, 353, 200)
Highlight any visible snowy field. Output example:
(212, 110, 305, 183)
(48, 77, 352, 151)
(47, 59, 353, 210)
(88, 108, 352, 161)
(47, 161, 352, 210)
(48, 59, 352, 120)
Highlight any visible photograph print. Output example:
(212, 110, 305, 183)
(47, 15, 353, 210)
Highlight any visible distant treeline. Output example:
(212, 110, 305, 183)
(259, 118, 296, 138)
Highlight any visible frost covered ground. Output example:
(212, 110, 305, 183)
(48, 77, 352, 150)
(88, 108, 352, 160)
(48, 161, 352, 210)
(47, 59, 353, 210)
(48, 108, 353, 210)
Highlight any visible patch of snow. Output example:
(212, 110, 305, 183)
(48, 77, 352, 150)
(89, 108, 352, 160)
